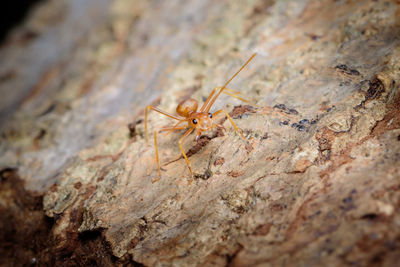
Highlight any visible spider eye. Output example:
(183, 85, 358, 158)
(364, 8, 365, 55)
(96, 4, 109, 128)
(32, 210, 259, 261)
(208, 113, 213, 118)
(192, 119, 197, 124)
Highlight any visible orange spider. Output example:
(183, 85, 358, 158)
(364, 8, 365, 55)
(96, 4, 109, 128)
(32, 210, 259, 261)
(145, 53, 256, 181)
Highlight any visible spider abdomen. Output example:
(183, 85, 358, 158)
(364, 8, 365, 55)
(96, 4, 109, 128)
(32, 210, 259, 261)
(176, 98, 198, 117)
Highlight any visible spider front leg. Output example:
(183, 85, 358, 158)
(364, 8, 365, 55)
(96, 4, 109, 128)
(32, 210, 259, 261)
(145, 105, 182, 143)
(201, 87, 256, 112)
(178, 128, 194, 178)
(152, 124, 188, 183)
(152, 130, 161, 183)
(213, 109, 246, 139)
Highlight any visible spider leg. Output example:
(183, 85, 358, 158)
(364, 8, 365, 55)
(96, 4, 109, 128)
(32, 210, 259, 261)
(161, 121, 187, 136)
(213, 109, 246, 139)
(200, 86, 256, 112)
(145, 105, 184, 143)
(152, 130, 161, 183)
(222, 88, 259, 107)
(178, 128, 194, 178)
(203, 53, 256, 112)
(151, 123, 188, 182)
(200, 87, 217, 112)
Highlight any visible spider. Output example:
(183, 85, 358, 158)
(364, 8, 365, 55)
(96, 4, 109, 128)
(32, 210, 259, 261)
(145, 53, 256, 181)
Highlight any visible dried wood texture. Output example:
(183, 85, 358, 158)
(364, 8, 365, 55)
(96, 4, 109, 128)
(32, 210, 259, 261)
(1, 0, 400, 266)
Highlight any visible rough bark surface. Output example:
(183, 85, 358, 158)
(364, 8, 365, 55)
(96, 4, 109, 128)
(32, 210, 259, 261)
(1, 0, 400, 266)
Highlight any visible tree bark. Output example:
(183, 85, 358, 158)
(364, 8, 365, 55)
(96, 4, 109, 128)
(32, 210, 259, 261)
(1, 0, 400, 266)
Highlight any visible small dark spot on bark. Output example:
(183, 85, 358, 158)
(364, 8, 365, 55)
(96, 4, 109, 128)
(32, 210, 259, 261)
(307, 33, 321, 40)
(297, 125, 305, 131)
(253, 223, 271, 235)
(342, 196, 352, 203)
(128, 236, 140, 250)
(321, 150, 331, 161)
(49, 184, 58, 192)
(325, 248, 334, 255)
(0, 167, 18, 181)
(79, 230, 102, 242)
(214, 157, 225, 166)
(261, 132, 268, 140)
(360, 213, 378, 220)
(69, 208, 80, 224)
(227, 170, 244, 178)
(127, 119, 144, 138)
(273, 104, 299, 115)
(274, 103, 286, 110)
(340, 194, 356, 211)
(0, 70, 17, 82)
(279, 120, 289, 126)
(97, 174, 105, 182)
(335, 64, 360, 76)
(370, 253, 384, 264)
(265, 156, 275, 161)
(245, 142, 254, 152)
(39, 104, 56, 117)
(128, 123, 136, 138)
(195, 169, 212, 180)
(311, 35, 320, 40)
(230, 105, 256, 119)
(270, 203, 284, 211)
(366, 76, 385, 100)
(355, 76, 386, 110)
(299, 119, 309, 125)
(178, 250, 190, 258)
(308, 210, 322, 219)
(74, 182, 82, 189)
(35, 129, 46, 140)
(18, 30, 39, 44)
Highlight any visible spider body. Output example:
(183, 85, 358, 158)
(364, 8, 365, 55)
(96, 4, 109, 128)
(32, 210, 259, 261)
(145, 53, 256, 181)
(177, 99, 215, 135)
(188, 112, 213, 132)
